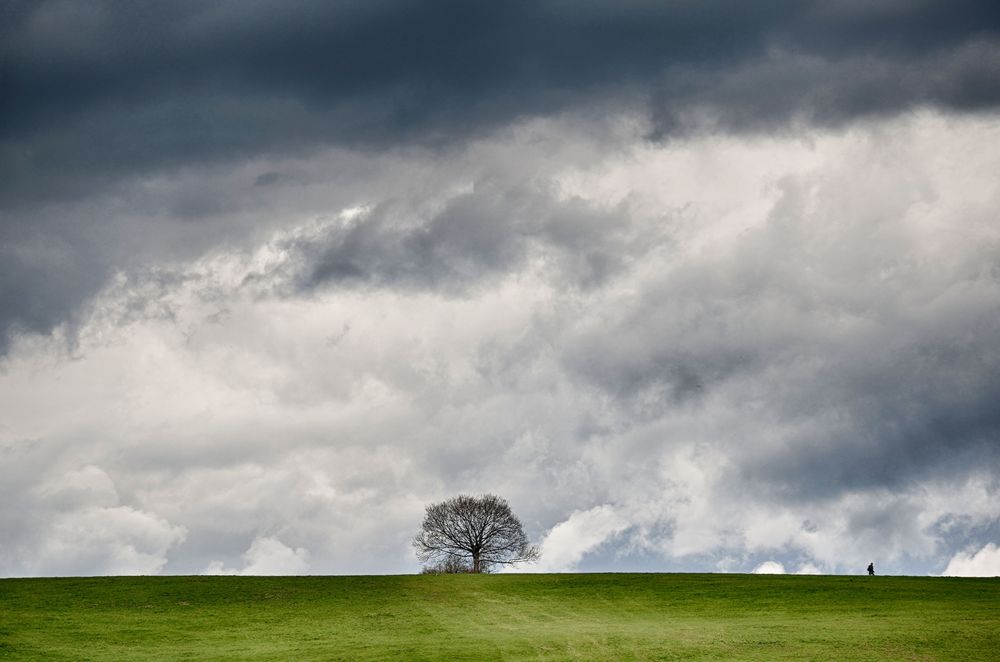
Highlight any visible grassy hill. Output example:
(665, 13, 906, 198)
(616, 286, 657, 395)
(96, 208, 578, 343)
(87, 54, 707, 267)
(1, 573, 997, 660)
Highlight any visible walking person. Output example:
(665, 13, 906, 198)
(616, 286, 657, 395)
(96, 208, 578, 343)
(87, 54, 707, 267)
(867, 562, 875, 576)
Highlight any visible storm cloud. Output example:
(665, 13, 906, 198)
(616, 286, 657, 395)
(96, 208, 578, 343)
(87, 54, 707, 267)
(2, 1, 1000, 577)
(5, 1, 1000, 204)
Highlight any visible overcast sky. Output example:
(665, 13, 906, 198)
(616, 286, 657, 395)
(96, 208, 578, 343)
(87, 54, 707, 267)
(3, 0, 1000, 578)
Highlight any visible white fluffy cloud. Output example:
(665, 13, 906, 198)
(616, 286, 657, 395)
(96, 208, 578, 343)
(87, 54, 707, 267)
(795, 564, 823, 575)
(942, 544, 1000, 577)
(36, 506, 186, 576)
(203, 537, 310, 576)
(2, 466, 186, 576)
(531, 506, 630, 572)
(752, 561, 786, 575)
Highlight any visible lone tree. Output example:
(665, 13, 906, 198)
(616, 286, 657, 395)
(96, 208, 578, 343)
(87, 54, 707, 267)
(413, 494, 540, 573)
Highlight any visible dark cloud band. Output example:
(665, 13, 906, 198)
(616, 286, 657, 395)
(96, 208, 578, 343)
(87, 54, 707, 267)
(3, 0, 1000, 204)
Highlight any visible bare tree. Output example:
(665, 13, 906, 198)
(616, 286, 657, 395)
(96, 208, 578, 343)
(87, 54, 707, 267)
(413, 494, 540, 573)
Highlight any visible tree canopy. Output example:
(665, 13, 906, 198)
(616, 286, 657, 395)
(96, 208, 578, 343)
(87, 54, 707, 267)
(413, 494, 539, 573)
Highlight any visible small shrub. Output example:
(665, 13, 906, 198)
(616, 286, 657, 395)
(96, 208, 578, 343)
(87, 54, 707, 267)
(420, 557, 478, 574)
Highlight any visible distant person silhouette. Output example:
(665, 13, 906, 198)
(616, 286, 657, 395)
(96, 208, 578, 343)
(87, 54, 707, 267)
(867, 562, 875, 576)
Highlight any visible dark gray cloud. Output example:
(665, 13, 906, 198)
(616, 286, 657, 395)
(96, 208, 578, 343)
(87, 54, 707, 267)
(743, 333, 1000, 499)
(559, 272, 1000, 504)
(0, 234, 106, 354)
(292, 178, 653, 293)
(647, 39, 1000, 138)
(3, 0, 999, 206)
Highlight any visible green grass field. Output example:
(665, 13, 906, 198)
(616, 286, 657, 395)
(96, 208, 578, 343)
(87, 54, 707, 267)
(1, 573, 997, 660)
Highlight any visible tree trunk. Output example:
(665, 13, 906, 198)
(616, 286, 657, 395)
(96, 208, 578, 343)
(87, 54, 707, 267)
(473, 554, 481, 574)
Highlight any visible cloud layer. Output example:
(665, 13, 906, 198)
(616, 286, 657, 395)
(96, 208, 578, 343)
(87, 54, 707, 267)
(2, 2, 999, 577)
(4, 0, 1000, 346)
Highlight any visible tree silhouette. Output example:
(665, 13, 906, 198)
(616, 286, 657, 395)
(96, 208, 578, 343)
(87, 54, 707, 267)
(413, 494, 540, 573)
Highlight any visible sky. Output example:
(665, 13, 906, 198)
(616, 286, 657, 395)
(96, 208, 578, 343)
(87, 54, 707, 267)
(2, 0, 1000, 578)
